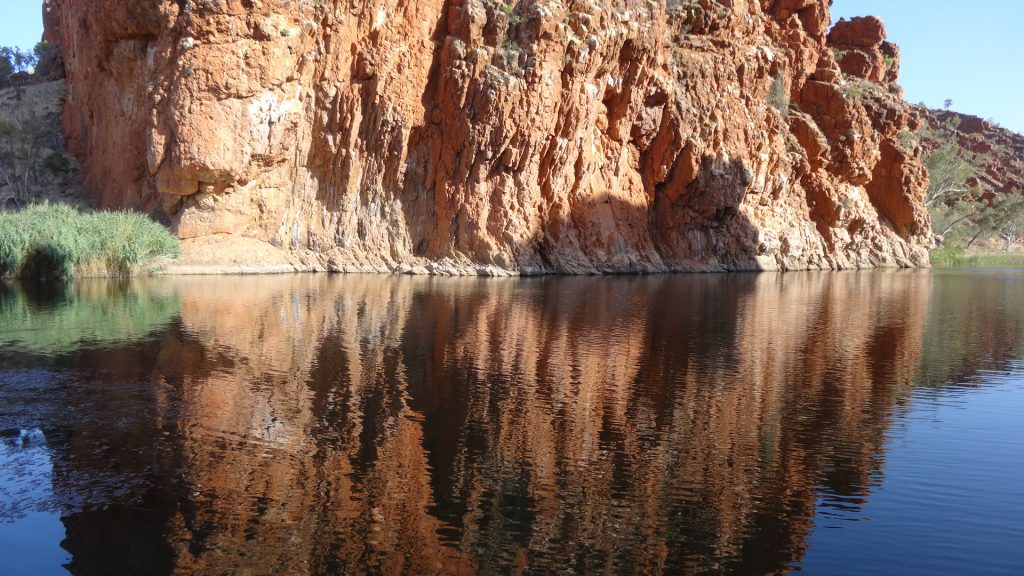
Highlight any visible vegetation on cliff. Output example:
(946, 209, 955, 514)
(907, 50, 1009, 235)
(1, 75, 81, 210)
(0, 43, 59, 100)
(0, 114, 71, 204)
(0, 203, 179, 278)
(918, 110, 1024, 264)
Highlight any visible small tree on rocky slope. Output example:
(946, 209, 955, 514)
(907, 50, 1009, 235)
(924, 144, 976, 209)
(0, 55, 11, 90)
(994, 197, 1024, 251)
(0, 47, 38, 101)
(924, 144, 985, 241)
(0, 115, 52, 203)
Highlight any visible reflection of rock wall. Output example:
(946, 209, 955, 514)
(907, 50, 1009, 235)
(102, 271, 929, 574)
(45, 0, 931, 273)
(398, 272, 931, 573)
(151, 276, 474, 574)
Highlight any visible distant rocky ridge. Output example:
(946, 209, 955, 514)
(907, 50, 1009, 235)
(919, 109, 1024, 201)
(42, 0, 934, 274)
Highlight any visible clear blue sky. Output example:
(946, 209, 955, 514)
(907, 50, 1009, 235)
(1, 1, 1022, 133)
(0, 3, 44, 55)
(833, 0, 1024, 133)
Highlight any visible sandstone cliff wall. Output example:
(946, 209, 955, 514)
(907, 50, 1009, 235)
(44, 0, 932, 273)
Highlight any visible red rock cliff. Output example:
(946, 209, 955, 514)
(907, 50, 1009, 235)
(43, 0, 932, 273)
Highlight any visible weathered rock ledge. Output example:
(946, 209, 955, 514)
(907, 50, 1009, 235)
(45, 0, 933, 274)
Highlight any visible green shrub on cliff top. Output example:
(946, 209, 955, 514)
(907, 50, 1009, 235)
(0, 203, 180, 278)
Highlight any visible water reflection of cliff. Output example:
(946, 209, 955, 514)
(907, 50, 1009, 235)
(42, 271, 1022, 574)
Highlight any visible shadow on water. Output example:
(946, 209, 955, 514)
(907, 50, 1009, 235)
(0, 271, 1023, 574)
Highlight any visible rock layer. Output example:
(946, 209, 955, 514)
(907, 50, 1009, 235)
(44, 0, 932, 273)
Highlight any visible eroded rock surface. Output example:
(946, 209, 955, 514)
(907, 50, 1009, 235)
(44, 0, 932, 273)
(827, 16, 901, 91)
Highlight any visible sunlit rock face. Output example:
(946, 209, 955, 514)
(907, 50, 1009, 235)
(43, 0, 931, 273)
(827, 16, 901, 90)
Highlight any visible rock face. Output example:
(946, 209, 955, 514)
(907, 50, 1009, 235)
(43, 0, 932, 273)
(827, 16, 901, 91)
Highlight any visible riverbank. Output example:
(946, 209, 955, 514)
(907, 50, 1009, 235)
(930, 246, 1024, 269)
(0, 204, 937, 278)
(154, 234, 929, 277)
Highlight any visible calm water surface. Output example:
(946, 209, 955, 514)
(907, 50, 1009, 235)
(1, 270, 1022, 575)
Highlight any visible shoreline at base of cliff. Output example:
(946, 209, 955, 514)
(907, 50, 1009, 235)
(149, 235, 927, 277)
(930, 247, 1024, 269)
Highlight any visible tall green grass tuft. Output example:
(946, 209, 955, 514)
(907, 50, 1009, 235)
(931, 244, 1024, 269)
(0, 204, 180, 278)
(929, 243, 969, 268)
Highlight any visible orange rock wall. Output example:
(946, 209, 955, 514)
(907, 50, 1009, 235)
(44, 0, 932, 273)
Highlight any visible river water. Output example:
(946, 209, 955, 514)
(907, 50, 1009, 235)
(1, 270, 1022, 575)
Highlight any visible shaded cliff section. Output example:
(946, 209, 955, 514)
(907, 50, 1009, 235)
(42, 1, 932, 274)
